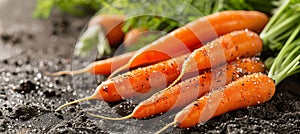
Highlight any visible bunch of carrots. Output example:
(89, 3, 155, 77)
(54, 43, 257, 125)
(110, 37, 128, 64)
(50, 10, 284, 133)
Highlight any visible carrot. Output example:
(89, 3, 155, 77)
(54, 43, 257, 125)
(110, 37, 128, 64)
(46, 43, 203, 76)
(156, 73, 275, 133)
(123, 28, 148, 48)
(108, 10, 268, 78)
(45, 51, 135, 76)
(88, 14, 125, 46)
(55, 53, 190, 111)
(87, 57, 265, 120)
(167, 29, 263, 89)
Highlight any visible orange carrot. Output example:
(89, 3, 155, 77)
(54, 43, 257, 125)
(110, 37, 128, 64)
(88, 14, 125, 46)
(168, 29, 263, 89)
(156, 73, 275, 133)
(87, 57, 265, 120)
(123, 28, 148, 48)
(46, 51, 134, 76)
(55, 53, 190, 111)
(46, 43, 203, 76)
(109, 10, 268, 78)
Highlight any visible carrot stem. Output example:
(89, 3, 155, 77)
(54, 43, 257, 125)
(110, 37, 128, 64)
(267, 24, 300, 84)
(260, 0, 290, 37)
(262, 14, 300, 40)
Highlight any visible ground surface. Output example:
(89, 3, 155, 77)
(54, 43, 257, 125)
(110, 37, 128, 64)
(0, 0, 299, 134)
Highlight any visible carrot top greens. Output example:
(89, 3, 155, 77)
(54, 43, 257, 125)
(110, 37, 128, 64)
(260, 0, 300, 85)
(34, 0, 273, 32)
(33, 0, 108, 19)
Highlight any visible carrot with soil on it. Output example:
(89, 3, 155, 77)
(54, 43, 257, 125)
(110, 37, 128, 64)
(55, 28, 263, 111)
(87, 57, 265, 120)
(167, 29, 263, 89)
(55, 53, 190, 111)
(156, 73, 276, 133)
(108, 10, 268, 78)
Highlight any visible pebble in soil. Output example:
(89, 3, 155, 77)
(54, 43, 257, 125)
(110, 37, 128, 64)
(48, 110, 107, 134)
(0, 119, 10, 132)
(13, 80, 36, 94)
(51, 19, 70, 36)
(0, 31, 23, 44)
(112, 101, 137, 116)
(8, 104, 48, 121)
(0, 89, 7, 100)
(1, 29, 36, 45)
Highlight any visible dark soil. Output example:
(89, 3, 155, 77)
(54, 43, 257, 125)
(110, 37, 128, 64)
(0, 0, 299, 134)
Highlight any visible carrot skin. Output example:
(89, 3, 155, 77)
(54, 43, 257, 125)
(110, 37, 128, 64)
(185, 29, 263, 73)
(87, 51, 135, 75)
(123, 10, 268, 69)
(131, 58, 265, 119)
(81, 43, 203, 75)
(123, 28, 148, 48)
(88, 14, 125, 46)
(92, 54, 189, 102)
(207, 11, 268, 35)
(174, 10, 268, 50)
(175, 73, 275, 128)
(129, 43, 204, 68)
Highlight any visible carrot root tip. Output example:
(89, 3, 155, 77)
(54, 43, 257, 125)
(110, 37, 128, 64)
(155, 122, 176, 134)
(44, 71, 70, 77)
(86, 112, 133, 121)
(166, 69, 186, 90)
(44, 67, 90, 77)
(55, 96, 94, 112)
